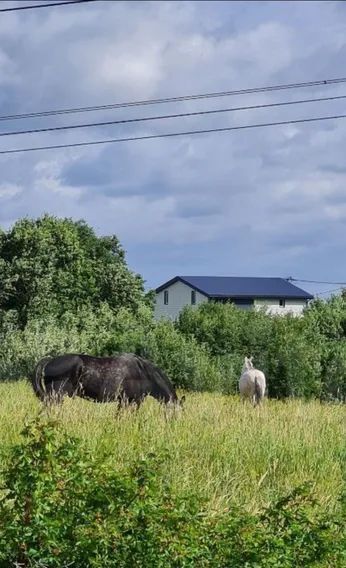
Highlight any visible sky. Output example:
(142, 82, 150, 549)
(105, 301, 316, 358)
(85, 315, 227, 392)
(0, 0, 346, 296)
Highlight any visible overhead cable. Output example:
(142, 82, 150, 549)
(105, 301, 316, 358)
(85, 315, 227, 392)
(287, 277, 346, 285)
(1, 77, 346, 122)
(315, 287, 344, 296)
(0, 0, 99, 12)
(1, 112, 346, 155)
(1, 93, 346, 138)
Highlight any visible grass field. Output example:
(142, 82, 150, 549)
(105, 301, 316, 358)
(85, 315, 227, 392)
(0, 380, 344, 516)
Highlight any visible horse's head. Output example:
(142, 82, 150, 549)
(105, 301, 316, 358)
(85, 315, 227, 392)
(242, 356, 254, 374)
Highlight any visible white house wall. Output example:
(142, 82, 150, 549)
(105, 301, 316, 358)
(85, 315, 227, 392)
(254, 298, 307, 316)
(154, 281, 207, 320)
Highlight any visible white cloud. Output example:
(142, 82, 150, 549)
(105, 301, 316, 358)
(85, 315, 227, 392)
(0, 48, 18, 85)
(0, 183, 22, 198)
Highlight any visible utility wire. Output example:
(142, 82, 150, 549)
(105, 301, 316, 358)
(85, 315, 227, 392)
(0, 0, 99, 12)
(1, 112, 346, 155)
(1, 77, 346, 122)
(315, 287, 344, 296)
(288, 277, 346, 285)
(1, 93, 346, 138)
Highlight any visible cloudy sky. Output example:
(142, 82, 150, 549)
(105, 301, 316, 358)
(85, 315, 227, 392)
(0, 0, 346, 295)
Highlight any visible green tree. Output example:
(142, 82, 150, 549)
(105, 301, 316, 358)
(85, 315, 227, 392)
(0, 215, 146, 325)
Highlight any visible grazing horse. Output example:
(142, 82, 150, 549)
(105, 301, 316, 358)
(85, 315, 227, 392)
(31, 353, 184, 408)
(239, 356, 266, 406)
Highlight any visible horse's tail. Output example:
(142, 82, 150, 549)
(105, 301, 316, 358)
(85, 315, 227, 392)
(32, 356, 51, 399)
(254, 376, 262, 406)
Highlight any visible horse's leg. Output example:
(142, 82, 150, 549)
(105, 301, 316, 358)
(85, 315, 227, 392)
(130, 396, 143, 411)
(115, 394, 142, 412)
(116, 394, 129, 410)
(252, 386, 258, 406)
(114, 397, 123, 415)
(43, 383, 65, 407)
(240, 389, 250, 405)
(161, 397, 180, 421)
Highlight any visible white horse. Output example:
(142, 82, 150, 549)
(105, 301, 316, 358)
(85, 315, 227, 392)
(239, 356, 266, 406)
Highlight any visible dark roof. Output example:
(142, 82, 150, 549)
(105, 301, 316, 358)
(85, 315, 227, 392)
(155, 276, 313, 299)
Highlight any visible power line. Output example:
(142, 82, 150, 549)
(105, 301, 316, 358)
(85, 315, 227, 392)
(1, 77, 346, 123)
(315, 287, 344, 296)
(0, 0, 99, 12)
(1, 93, 346, 139)
(1, 112, 346, 155)
(288, 277, 346, 285)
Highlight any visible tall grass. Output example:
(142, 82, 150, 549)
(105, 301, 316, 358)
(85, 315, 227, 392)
(0, 381, 344, 515)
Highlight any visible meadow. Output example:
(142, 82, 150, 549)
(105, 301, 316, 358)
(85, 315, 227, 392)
(1, 212, 345, 566)
(0, 380, 344, 515)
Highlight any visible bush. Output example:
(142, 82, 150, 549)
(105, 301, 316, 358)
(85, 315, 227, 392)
(261, 315, 322, 399)
(0, 417, 343, 567)
(145, 319, 225, 391)
(0, 415, 203, 567)
(177, 301, 342, 399)
(0, 304, 154, 380)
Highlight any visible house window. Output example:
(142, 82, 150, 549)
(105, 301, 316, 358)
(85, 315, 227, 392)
(191, 290, 196, 305)
(164, 290, 169, 305)
(234, 298, 254, 310)
(279, 299, 286, 308)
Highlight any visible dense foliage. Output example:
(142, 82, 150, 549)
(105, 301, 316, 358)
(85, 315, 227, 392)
(176, 297, 346, 400)
(0, 416, 343, 567)
(0, 215, 146, 326)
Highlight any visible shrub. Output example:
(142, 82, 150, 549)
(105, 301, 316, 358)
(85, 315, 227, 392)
(145, 319, 225, 391)
(0, 415, 202, 567)
(0, 417, 343, 567)
(177, 302, 327, 399)
(0, 304, 154, 381)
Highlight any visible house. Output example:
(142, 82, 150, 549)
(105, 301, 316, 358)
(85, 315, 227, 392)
(154, 276, 313, 320)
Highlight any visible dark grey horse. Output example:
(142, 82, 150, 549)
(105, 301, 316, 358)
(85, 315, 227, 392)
(31, 353, 184, 407)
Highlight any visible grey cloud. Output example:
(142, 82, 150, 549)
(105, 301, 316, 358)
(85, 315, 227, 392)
(320, 164, 346, 175)
(173, 200, 222, 219)
(63, 158, 113, 188)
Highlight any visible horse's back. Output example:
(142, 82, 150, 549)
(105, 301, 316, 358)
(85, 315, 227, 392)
(239, 368, 266, 397)
(239, 370, 255, 396)
(79, 353, 177, 403)
(44, 354, 83, 379)
(254, 369, 266, 394)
